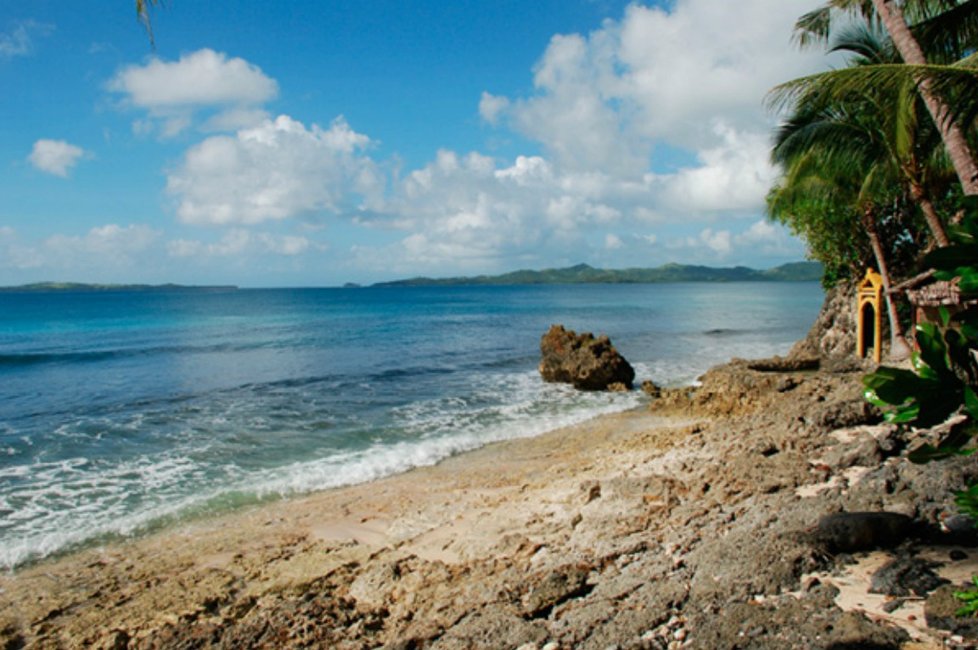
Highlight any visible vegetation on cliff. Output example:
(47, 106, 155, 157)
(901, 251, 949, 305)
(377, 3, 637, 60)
(373, 261, 822, 287)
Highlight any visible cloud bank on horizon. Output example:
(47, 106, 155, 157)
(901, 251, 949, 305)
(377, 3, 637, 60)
(0, 0, 832, 286)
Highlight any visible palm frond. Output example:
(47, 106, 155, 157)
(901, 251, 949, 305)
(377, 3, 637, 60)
(910, 0, 978, 61)
(767, 62, 978, 127)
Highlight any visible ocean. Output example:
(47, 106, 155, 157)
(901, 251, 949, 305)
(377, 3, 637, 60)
(0, 282, 823, 569)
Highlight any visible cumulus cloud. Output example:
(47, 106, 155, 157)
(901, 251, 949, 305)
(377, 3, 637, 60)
(651, 124, 776, 213)
(478, 92, 510, 126)
(158, 0, 827, 277)
(471, 0, 829, 217)
(166, 115, 381, 225)
(167, 229, 316, 258)
(0, 21, 53, 60)
(28, 139, 88, 177)
(108, 49, 278, 135)
(44, 224, 159, 259)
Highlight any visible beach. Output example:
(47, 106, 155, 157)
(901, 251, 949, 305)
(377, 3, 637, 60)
(4, 357, 976, 649)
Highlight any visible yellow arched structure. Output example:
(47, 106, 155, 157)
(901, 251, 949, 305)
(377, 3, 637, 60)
(856, 269, 884, 364)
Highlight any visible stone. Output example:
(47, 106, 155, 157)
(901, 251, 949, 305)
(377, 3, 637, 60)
(641, 380, 661, 397)
(815, 512, 913, 552)
(539, 325, 635, 391)
(869, 556, 948, 597)
(522, 566, 590, 617)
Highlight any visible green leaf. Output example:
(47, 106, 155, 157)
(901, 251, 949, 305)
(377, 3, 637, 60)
(966, 386, 978, 420)
(883, 403, 920, 423)
(939, 306, 952, 328)
(959, 269, 978, 295)
(924, 244, 978, 272)
(916, 322, 951, 378)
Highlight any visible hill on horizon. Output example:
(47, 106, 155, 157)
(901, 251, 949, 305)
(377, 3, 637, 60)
(372, 261, 822, 287)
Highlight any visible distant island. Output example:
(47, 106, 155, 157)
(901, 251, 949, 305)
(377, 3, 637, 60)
(373, 261, 822, 287)
(0, 282, 238, 293)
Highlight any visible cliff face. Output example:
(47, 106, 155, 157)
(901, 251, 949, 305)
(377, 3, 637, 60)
(789, 279, 892, 368)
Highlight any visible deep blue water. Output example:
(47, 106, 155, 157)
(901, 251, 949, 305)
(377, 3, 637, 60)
(0, 282, 823, 568)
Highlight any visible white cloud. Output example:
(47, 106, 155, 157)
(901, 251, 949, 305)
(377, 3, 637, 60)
(155, 0, 827, 278)
(478, 92, 510, 125)
(45, 224, 159, 258)
(652, 123, 776, 213)
(167, 229, 316, 258)
(28, 139, 88, 177)
(108, 48, 278, 135)
(166, 115, 381, 225)
(698, 228, 733, 255)
(0, 21, 53, 60)
(479, 0, 829, 203)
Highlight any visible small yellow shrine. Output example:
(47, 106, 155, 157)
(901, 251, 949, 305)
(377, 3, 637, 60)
(856, 269, 884, 363)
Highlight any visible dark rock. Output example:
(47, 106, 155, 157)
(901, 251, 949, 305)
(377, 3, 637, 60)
(925, 585, 978, 637)
(809, 398, 882, 432)
(881, 598, 906, 613)
(822, 433, 884, 470)
(951, 549, 969, 561)
(522, 565, 590, 617)
(431, 608, 548, 649)
(869, 556, 948, 597)
(539, 325, 635, 391)
(640, 379, 661, 397)
(748, 356, 820, 372)
(816, 512, 913, 552)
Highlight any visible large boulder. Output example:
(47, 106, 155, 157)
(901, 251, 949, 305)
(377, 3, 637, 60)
(539, 325, 635, 391)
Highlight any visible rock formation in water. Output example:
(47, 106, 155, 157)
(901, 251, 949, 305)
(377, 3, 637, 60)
(539, 325, 635, 391)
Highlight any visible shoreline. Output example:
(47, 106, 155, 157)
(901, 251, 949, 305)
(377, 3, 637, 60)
(3, 359, 977, 648)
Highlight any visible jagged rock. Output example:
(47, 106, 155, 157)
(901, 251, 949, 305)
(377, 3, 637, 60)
(748, 356, 820, 372)
(521, 565, 590, 617)
(815, 512, 913, 552)
(539, 325, 634, 391)
(640, 380, 661, 397)
(789, 279, 859, 362)
(869, 556, 948, 597)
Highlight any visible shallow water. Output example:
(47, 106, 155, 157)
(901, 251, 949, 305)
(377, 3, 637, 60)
(0, 282, 823, 567)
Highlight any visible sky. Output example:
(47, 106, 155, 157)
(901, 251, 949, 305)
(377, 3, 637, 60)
(0, 0, 837, 287)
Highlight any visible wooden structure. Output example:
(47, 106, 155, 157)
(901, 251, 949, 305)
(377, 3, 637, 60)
(892, 270, 974, 330)
(857, 268, 884, 363)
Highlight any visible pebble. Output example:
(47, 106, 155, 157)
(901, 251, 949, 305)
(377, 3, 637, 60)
(673, 628, 687, 641)
(541, 644, 559, 650)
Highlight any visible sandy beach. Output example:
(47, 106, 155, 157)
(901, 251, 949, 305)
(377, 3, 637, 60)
(2, 358, 977, 649)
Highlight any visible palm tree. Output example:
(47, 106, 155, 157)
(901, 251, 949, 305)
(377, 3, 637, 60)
(135, 0, 162, 47)
(794, 0, 978, 195)
(769, 49, 927, 358)
(773, 25, 955, 247)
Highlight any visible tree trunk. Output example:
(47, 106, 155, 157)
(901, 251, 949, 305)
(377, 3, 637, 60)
(908, 180, 951, 246)
(873, 0, 978, 195)
(862, 206, 913, 360)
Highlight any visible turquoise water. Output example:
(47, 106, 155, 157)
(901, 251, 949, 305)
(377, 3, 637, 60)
(0, 283, 823, 568)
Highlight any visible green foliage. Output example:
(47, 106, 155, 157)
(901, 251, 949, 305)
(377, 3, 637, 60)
(867, 218, 977, 454)
(863, 199, 978, 458)
(955, 576, 978, 617)
(373, 262, 823, 287)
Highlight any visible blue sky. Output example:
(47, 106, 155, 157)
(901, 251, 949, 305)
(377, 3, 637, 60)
(1, 0, 833, 287)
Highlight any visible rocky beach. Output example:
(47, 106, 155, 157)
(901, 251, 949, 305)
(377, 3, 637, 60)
(3, 344, 978, 649)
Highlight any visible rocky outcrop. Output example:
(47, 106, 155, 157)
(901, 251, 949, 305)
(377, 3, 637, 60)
(539, 325, 635, 391)
(788, 279, 885, 370)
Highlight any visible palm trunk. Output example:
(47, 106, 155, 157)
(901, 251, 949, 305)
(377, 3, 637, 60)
(908, 181, 951, 247)
(862, 206, 912, 360)
(872, 0, 978, 195)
